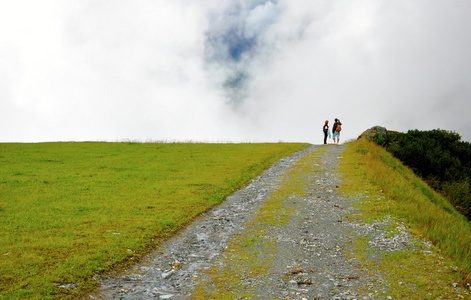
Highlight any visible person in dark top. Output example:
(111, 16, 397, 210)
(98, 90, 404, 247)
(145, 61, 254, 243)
(323, 120, 329, 144)
(332, 118, 342, 144)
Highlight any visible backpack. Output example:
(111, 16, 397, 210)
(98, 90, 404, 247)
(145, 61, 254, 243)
(336, 124, 341, 132)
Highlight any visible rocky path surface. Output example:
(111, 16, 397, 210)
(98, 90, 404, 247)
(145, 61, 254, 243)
(92, 145, 454, 299)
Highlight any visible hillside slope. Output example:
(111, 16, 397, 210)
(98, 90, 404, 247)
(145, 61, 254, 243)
(340, 139, 471, 296)
(2, 141, 470, 298)
(95, 142, 471, 299)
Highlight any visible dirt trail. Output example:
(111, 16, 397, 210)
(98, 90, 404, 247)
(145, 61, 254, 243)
(92, 145, 466, 299)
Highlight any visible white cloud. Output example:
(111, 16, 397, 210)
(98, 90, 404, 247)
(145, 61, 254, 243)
(1, 0, 471, 143)
(244, 1, 280, 40)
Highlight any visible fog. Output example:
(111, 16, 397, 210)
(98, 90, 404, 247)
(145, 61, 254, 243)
(1, 0, 470, 143)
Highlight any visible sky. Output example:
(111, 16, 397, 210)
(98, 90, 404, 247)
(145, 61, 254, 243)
(1, 0, 471, 144)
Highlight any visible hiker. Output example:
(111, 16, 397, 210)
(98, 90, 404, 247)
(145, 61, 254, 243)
(323, 120, 329, 144)
(332, 118, 342, 144)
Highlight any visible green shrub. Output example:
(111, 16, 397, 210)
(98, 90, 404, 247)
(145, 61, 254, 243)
(373, 132, 386, 146)
(377, 129, 471, 219)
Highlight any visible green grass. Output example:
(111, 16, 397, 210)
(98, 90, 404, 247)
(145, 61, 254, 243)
(0, 142, 308, 299)
(340, 139, 471, 297)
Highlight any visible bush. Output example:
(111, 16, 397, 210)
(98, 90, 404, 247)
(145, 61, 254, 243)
(373, 132, 387, 146)
(377, 129, 471, 219)
(386, 129, 469, 182)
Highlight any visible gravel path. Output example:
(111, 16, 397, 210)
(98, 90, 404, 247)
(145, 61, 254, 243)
(92, 145, 461, 299)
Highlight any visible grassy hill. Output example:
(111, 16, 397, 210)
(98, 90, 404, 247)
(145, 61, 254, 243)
(0, 142, 308, 299)
(340, 139, 471, 296)
(1, 140, 470, 298)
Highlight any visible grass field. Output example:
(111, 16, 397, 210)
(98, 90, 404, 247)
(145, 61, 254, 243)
(0, 142, 308, 299)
